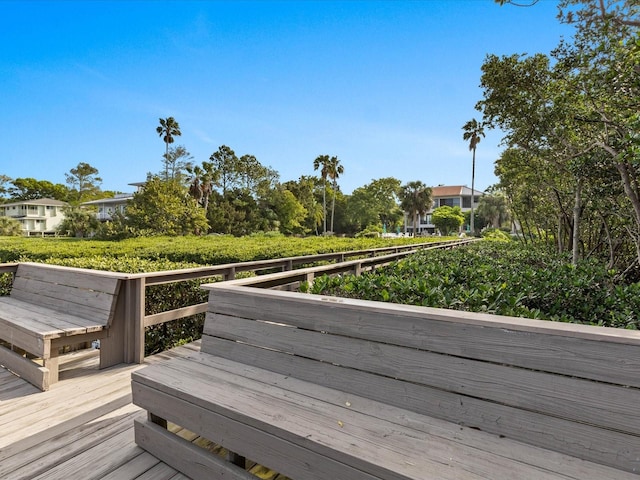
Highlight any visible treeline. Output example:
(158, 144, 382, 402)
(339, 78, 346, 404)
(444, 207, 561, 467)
(477, 1, 640, 272)
(1, 118, 508, 238)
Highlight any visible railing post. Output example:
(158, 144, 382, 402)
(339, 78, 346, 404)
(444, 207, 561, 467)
(305, 272, 315, 289)
(224, 267, 236, 281)
(124, 277, 146, 364)
(284, 260, 293, 272)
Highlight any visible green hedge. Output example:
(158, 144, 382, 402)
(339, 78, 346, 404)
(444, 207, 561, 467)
(308, 242, 640, 329)
(0, 234, 449, 264)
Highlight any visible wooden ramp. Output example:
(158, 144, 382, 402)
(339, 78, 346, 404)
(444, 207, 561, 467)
(0, 343, 290, 480)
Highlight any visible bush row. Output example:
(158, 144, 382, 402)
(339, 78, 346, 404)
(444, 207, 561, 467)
(308, 241, 640, 329)
(0, 234, 446, 265)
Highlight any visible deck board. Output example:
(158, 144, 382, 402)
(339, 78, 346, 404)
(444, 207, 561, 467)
(0, 341, 290, 480)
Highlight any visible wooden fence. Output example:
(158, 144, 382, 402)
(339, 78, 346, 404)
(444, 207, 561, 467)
(0, 238, 476, 364)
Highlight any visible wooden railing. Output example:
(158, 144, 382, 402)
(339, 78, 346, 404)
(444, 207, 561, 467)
(0, 239, 477, 363)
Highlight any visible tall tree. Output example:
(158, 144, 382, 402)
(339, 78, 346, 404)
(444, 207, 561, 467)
(399, 181, 433, 237)
(283, 176, 323, 234)
(209, 145, 240, 195)
(187, 161, 218, 215)
(156, 117, 181, 158)
(125, 176, 208, 236)
(0, 175, 11, 201)
(327, 156, 344, 233)
(8, 178, 70, 201)
(313, 155, 331, 234)
(65, 162, 102, 204)
(346, 177, 403, 233)
(160, 145, 193, 184)
(462, 119, 485, 234)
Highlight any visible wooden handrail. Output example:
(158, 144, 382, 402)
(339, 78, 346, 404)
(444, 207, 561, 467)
(0, 238, 478, 363)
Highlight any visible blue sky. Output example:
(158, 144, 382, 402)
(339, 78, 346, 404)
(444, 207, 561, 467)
(2, 0, 572, 195)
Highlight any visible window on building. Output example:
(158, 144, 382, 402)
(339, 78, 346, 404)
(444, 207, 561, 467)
(439, 198, 460, 207)
(462, 197, 471, 208)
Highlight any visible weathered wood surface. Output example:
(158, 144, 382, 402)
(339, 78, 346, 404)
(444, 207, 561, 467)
(9, 262, 123, 322)
(134, 351, 638, 480)
(0, 342, 287, 480)
(132, 282, 640, 479)
(0, 263, 125, 390)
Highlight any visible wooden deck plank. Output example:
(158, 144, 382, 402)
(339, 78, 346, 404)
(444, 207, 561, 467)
(0, 363, 135, 435)
(29, 428, 143, 479)
(100, 451, 163, 480)
(11, 277, 115, 322)
(134, 354, 638, 480)
(0, 297, 109, 332)
(17, 262, 125, 294)
(132, 462, 182, 480)
(0, 405, 143, 479)
(0, 344, 221, 480)
(203, 314, 640, 436)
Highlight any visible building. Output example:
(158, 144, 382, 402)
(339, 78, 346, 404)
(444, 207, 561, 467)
(0, 198, 68, 235)
(82, 193, 133, 221)
(406, 185, 484, 235)
(81, 184, 143, 221)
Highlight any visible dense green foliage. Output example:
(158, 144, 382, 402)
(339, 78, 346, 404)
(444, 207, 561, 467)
(0, 217, 22, 236)
(309, 242, 640, 329)
(432, 205, 465, 235)
(478, 2, 640, 268)
(0, 234, 439, 264)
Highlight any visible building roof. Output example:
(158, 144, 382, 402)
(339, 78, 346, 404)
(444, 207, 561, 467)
(82, 195, 133, 206)
(431, 185, 485, 197)
(0, 198, 68, 208)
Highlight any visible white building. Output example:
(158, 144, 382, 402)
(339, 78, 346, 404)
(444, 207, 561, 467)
(406, 185, 484, 235)
(82, 193, 133, 221)
(0, 198, 68, 235)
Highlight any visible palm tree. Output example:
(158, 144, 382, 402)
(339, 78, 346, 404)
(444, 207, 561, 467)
(156, 117, 182, 160)
(462, 118, 485, 234)
(327, 156, 344, 233)
(399, 181, 432, 237)
(313, 155, 330, 234)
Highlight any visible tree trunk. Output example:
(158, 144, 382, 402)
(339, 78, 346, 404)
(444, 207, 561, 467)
(601, 142, 640, 264)
(322, 182, 327, 234)
(470, 148, 476, 234)
(331, 180, 337, 233)
(572, 177, 583, 266)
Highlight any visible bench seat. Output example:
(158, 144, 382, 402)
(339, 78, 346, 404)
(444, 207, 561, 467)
(0, 263, 125, 390)
(133, 282, 640, 479)
(133, 352, 637, 480)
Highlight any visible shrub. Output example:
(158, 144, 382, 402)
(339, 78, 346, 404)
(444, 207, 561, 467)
(481, 228, 512, 242)
(309, 242, 640, 329)
(0, 217, 23, 237)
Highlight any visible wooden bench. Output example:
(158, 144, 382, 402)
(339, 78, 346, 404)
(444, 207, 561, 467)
(132, 282, 640, 479)
(0, 262, 127, 391)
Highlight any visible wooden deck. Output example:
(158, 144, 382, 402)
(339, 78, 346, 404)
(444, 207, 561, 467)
(0, 345, 188, 480)
(0, 342, 289, 480)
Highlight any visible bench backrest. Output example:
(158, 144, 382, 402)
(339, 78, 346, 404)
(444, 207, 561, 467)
(202, 283, 640, 474)
(10, 263, 122, 326)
